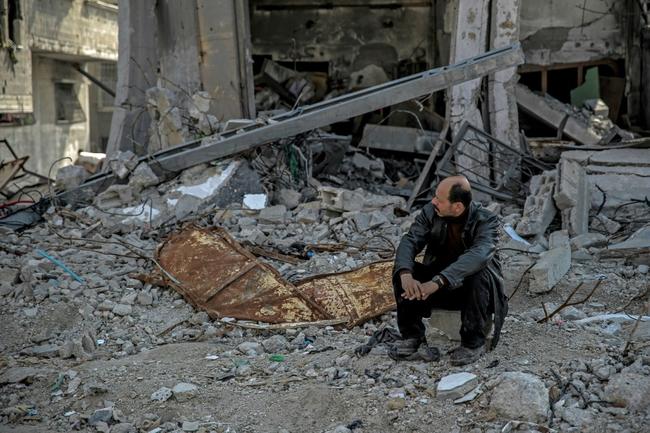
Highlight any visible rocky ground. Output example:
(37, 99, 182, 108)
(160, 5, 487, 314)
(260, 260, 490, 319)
(1, 150, 650, 433)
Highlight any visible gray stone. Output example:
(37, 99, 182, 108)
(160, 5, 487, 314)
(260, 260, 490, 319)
(112, 304, 132, 316)
(24, 344, 60, 358)
(56, 165, 89, 191)
(548, 230, 569, 249)
(261, 335, 290, 353)
(89, 407, 113, 426)
(351, 152, 372, 170)
(638, 264, 649, 274)
(172, 382, 198, 402)
(489, 372, 549, 423)
(240, 227, 267, 245)
(604, 372, 650, 412)
(121, 292, 137, 305)
(437, 372, 478, 399)
(516, 170, 557, 237)
(590, 214, 621, 234)
(555, 157, 589, 236)
(128, 163, 159, 192)
(137, 292, 153, 305)
(108, 150, 138, 180)
(95, 184, 134, 209)
(259, 205, 287, 224)
(277, 188, 301, 210)
(559, 406, 595, 428)
(189, 311, 209, 325)
(111, 424, 136, 433)
(182, 421, 200, 432)
(351, 212, 371, 232)
(0, 367, 43, 384)
(570, 233, 608, 250)
(529, 245, 571, 293)
(237, 341, 263, 356)
(369, 210, 391, 228)
(296, 207, 319, 224)
(150, 387, 173, 402)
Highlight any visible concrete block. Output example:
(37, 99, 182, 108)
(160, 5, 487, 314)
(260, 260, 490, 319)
(529, 245, 571, 294)
(258, 205, 287, 224)
(555, 157, 589, 236)
(426, 309, 461, 341)
(516, 170, 557, 237)
(549, 230, 569, 249)
(56, 165, 89, 191)
(128, 162, 160, 192)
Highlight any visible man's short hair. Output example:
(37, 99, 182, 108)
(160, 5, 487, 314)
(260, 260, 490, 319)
(448, 182, 472, 208)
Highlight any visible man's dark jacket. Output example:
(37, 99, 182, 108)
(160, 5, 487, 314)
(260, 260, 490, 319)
(393, 201, 507, 348)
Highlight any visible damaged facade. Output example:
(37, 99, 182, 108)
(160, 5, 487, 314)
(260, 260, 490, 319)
(0, 0, 118, 176)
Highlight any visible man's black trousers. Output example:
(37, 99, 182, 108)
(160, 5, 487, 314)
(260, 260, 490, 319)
(392, 262, 492, 349)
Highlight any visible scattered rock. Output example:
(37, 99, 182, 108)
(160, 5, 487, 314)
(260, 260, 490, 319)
(489, 372, 549, 423)
(172, 382, 198, 402)
(437, 372, 478, 400)
(150, 387, 173, 402)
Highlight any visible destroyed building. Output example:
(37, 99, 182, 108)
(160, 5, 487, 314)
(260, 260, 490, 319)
(1, 1, 650, 433)
(0, 0, 118, 176)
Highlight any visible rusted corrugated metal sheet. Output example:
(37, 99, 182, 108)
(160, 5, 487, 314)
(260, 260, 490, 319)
(296, 261, 395, 327)
(153, 226, 396, 327)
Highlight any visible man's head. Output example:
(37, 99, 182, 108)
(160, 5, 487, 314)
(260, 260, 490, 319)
(431, 176, 472, 217)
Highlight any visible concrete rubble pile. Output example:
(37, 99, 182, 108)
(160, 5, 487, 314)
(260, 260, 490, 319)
(2, 123, 650, 432)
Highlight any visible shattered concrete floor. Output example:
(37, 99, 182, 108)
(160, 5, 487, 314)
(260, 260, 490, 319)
(2, 154, 650, 433)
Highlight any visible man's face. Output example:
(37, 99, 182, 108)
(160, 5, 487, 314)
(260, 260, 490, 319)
(431, 183, 454, 217)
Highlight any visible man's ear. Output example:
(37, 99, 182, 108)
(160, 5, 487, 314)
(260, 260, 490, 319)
(453, 202, 465, 215)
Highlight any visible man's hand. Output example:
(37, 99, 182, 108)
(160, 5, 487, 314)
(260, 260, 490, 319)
(419, 281, 440, 300)
(400, 272, 423, 301)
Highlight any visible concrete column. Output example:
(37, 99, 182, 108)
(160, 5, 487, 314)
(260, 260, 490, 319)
(196, 0, 255, 121)
(446, 0, 490, 197)
(156, 0, 202, 94)
(106, 0, 158, 158)
(488, 0, 520, 148)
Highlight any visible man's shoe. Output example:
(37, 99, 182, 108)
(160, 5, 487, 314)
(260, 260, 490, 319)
(449, 345, 485, 366)
(387, 338, 421, 359)
(388, 338, 440, 362)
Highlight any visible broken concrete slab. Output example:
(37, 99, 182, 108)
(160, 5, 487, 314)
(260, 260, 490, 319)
(607, 226, 650, 251)
(319, 187, 405, 214)
(359, 124, 438, 155)
(437, 372, 478, 400)
(529, 244, 571, 294)
(570, 233, 608, 250)
(516, 170, 557, 237)
(515, 84, 602, 146)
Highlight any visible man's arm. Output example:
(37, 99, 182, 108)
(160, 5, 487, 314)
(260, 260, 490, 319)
(439, 212, 499, 289)
(393, 203, 434, 276)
